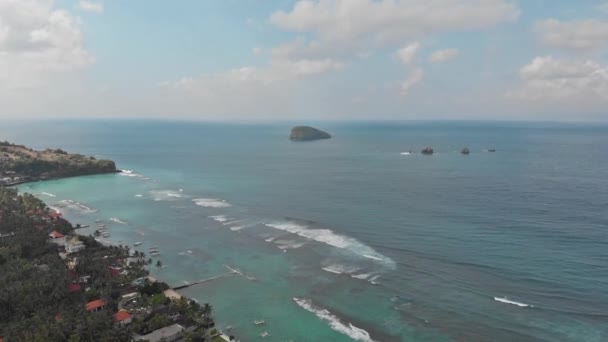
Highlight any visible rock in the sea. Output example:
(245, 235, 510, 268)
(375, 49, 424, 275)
(289, 126, 332, 141)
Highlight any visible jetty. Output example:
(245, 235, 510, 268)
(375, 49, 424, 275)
(171, 264, 256, 290)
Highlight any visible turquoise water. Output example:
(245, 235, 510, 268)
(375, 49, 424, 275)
(4, 120, 608, 341)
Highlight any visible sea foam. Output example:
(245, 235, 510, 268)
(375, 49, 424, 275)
(293, 298, 377, 342)
(193, 198, 231, 208)
(265, 221, 394, 268)
(41, 192, 56, 197)
(110, 217, 127, 225)
(494, 297, 532, 308)
(150, 190, 185, 201)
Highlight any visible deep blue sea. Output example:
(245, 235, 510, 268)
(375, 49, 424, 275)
(3, 120, 608, 341)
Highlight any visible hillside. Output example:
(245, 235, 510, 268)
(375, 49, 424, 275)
(0, 141, 117, 183)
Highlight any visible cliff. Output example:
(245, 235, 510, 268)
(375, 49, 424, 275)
(0, 141, 117, 180)
(289, 126, 332, 141)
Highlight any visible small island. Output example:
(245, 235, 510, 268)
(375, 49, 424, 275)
(0, 141, 117, 185)
(289, 126, 331, 141)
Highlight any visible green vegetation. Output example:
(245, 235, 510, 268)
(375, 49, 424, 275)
(0, 142, 116, 180)
(0, 187, 221, 342)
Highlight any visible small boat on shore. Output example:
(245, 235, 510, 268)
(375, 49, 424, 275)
(461, 147, 470, 155)
(421, 147, 434, 155)
(253, 320, 265, 326)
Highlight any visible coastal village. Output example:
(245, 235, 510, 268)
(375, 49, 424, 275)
(0, 141, 236, 342)
(0, 187, 236, 342)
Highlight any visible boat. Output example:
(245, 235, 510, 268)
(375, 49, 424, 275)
(461, 147, 470, 155)
(95, 219, 102, 223)
(488, 149, 496, 152)
(133, 242, 143, 247)
(253, 320, 265, 325)
(259, 332, 270, 338)
(421, 147, 434, 155)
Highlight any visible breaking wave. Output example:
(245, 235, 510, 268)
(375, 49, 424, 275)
(274, 239, 306, 250)
(321, 263, 360, 275)
(110, 217, 127, 225)
(193, 198, 231, 208)
(293, 298, 377, 342)
(210, 215, 228, 223)
(494, 297, 532, 308)
(58, 200, 96, 213)
(265, 221, 394, 268)
(150, 190, 184, 201)
(119, 170, 145, 178)
(41, 192, 56, 197)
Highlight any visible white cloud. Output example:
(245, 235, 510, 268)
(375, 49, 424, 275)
(400, 68, 424, 96)
(429, 48, 460, 63)
(536, 19, 608, 51)
(77, 1, 103, 13)
(507, 56, 608, 111)
(0, 0, 93, 90)
(396, 42, 420, 65)
(270, 0, 519, 59)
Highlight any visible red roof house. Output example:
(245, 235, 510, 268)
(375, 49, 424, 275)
(49, 231, 64, 239)
(114, 310, 132, 325)
(85, 299, 107, 312)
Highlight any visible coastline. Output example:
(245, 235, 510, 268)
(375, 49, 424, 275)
(4, 171, 235, 342)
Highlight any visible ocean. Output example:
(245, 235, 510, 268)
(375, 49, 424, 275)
(4, 120, 607, 341)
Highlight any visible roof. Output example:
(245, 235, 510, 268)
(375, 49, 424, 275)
(49, 231, 64, 239)
(136, 324, 184, 342)
(114, 310, 131, 321)
(85, 299, 107, 311)
(68, 283, 81, 293)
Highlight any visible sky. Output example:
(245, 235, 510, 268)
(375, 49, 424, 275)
(1, 0, 608, 121)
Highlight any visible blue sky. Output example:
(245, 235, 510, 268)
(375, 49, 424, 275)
(1, 0, 608, 121)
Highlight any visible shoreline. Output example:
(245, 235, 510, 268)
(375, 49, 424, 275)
(7, 170, 235, 342)
(5, 170, 122, 187)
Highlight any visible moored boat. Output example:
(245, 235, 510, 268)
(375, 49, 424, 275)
(421, 147, 434, 155)
(461, 147, 470, 155)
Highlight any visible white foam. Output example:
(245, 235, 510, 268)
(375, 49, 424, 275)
(351, 273, 373, 280)
(230, 225, 247, 231)
(321, 263, 359, 275)
(110, 217, 127, 225)
(400, 152, 411, 155)
(494, 297, 532, 308)
(274, 239, 306, 250)
(363, 254, 383, 262)
(150, 190, 185, 201)
(265, 237, 276, 242)
(41, 192, 56, 197)
(265, 221, 395, 268)
(135, 194, 143, 198)
(293, 298, 377, 342)
(210, 215, 228, 223)
(369, 275, 380, 285)
(58, 200, 96, 213)
(322, 267, 343, 274)
(193, 198, 231, 208)
(119, 170, 145, 178)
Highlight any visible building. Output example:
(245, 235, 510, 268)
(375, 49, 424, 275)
(66, 237, 85, 254)
(85, 299, 107, 312)
(134, 324, 185, 342)
(49, 231, 64, 239)
(114, 310, 132, 325)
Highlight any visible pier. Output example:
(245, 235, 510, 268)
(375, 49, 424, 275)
(172, 264, 256, 290)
